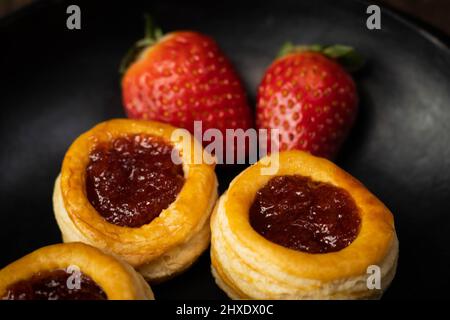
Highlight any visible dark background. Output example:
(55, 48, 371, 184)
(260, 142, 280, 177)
(0, 0, 449, 299)
(2, 0, 450, 36)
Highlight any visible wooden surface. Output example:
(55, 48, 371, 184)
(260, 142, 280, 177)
(0, 0, 32, 17)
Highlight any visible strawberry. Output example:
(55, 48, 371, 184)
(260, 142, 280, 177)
(121, 17, 253, 161)
(256, 44, 362, 159)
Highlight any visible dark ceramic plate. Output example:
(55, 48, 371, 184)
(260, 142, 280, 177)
(1, 0, 449, 300)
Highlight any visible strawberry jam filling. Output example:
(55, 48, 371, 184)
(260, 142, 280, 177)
(2, 270, 107, 300)
(85, 134, 185, 228)
(249, 175, 361, 253)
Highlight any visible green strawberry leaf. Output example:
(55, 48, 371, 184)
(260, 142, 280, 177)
(277, 42, 295, 58)
(276, 43, 365, 72)
(322, 44, 354, 58)
(322, 45, 365, 72)
(119, 14, 163, 76)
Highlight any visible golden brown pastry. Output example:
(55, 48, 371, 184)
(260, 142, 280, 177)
(0, 242, 153, 300)
(211, 151, 398, 299)
(53, 119, 218, 282)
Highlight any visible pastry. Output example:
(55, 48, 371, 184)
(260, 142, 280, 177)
(53, 119, 218, 282)
(211, 150, 398, 299)
(0, 242, 153, 300)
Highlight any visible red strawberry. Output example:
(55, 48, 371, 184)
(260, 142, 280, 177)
(121, 17, 252, 161)
(256, 44, 362, 159)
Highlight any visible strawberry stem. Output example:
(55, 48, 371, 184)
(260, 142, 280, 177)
(119, 14, 163, 75)
(277, 42, 365, 72)
(144, 13, 153, 39)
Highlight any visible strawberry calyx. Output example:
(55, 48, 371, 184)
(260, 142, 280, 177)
(277, 42, 365, 72)
(119, 14, 163, 75)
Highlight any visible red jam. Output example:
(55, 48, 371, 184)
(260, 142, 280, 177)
(249, 175, 361, 253)
(2, 270, 107, 300)
(86, 134, 185, 228)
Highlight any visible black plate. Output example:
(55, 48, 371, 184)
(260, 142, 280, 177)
(1, 0, 449, 300)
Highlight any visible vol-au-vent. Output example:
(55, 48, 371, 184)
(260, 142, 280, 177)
(211, 151, 398, 299)
(53, 119, 218, 283)
(0, 243, 154, 300)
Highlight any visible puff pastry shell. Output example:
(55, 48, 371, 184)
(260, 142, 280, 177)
(0, 242, 154, 300)
(53, 119, 218, 282)
(211, 151, 398, 299)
